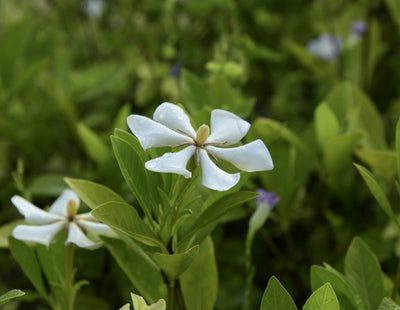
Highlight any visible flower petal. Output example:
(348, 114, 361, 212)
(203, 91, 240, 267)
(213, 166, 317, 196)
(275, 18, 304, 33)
(12, 221, 65, 247)
(199, 149, 240, 191)
(127, 115, 192, 150)
(145, 146, 195, 178)
(66, 222, 101, 249)
(207, 109, 250, 146)
(207, 139, 273, 172)
(11, 196, 62, 224)
(153, 102, 196, 137)
(77, 217, 110, 235)
(49, 189, 80, 216)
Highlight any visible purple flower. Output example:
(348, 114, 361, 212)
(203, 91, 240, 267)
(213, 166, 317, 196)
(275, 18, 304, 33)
(351, 20, 368, 37)
(307, 34, 342, 61)
(170, 63, 181, 80)
(255, 189, 280, 209)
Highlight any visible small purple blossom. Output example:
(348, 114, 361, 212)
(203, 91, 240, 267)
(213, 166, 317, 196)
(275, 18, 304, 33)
(307, 34, 342, 61)
(351, 20, 368, 37)
(255, 189, 280, 209)
(170, 63, 181, 80)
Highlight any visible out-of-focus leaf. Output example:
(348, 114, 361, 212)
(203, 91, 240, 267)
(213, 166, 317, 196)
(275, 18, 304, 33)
(27, 174, 66, 197)
(385, 0, 400, 29)
(114, 104, 131, 130)
(355, 149, 397, 183)
(314, 102, 340, 147)
(0, 289, 25, 306)
(378, 297, 400, 310)
(77, 122, 111, 165)
(180, 69, 210, 114)
(0, 220, 24, 248)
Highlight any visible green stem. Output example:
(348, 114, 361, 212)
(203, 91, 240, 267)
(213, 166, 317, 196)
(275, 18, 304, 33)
(65, 244, 75, 310)
(167, 279, 176, 310)
(392, 258, 400, 299)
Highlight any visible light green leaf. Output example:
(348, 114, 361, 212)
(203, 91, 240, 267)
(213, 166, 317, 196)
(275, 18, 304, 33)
(310, 265, 358, 310)
(323, 132, 361, 174)
(314, 103, 340, 148)
(354, 164, 400, 229)
(114, 103, 131, 130)
(77, 122, 110, 165)
(119, 304, 131, 310)
(379, 297, 400, 310)
(303, 283, 339, 310)
(355, 150, 397, 183)
(0, 289, 25, 306)
(101, 236, 167, 304)
(131, 293, 166, 310)
(180, 69, 210, 114)
(344, 237, 384, 310)
(92, 201, 165, 250)
(180, 237, 218, 310)
(8, 237, 47, 299)
(153, 245, 199, 279)
(260, 276, 297, 310)
(65, 178, 125, 210)
(0, 220, 24, 248)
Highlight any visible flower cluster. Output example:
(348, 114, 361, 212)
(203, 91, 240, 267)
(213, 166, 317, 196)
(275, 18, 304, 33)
(127, 102, 273, 191)
(12, 189, 110, 249)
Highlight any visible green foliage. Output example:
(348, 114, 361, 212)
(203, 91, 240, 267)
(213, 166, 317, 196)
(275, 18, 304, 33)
(260, 276, 297, 310)
(0, 289, 25, 306)
(303, 283, 340, 310)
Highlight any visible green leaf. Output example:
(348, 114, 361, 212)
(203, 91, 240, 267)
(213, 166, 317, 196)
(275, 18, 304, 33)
(77, 122, 111, 165)
(323, 132, 361, 174)
(65, 178, 125, 210)
(114, 103, 131, 130)
(379, 297, 400, 310)
(303, 283, 339, 310)
(92, 201, 165, 250)
(314, 103, 340, 148)
(310, 265, 358, 310)
(396, 118, 400, 180)
(180, 69, 210, 114)
(354, 164, 400, 229)
(178, 191, 259, 250)
(119, 304, 131, 310)
(27, 174, 67, 197)
(153, 245, 199, 279)
(260, 276, 297, 310)
(111, 135, 157, 221)
(180, 237, 218, 310)
(385, 0, 400, 29)
(101, 236, 167, 304)
(344, 237, 384, 310)
(0, 289, 25, 306)
(8, 237, 47, 299)
(0, 220, 24, 248)
(355, 150, 397, 183)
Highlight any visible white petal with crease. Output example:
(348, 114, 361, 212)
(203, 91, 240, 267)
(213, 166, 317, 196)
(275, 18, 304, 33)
(127, 115, 192, 150)
(49, 189, 80, 216)
(145, 146, 195, 178)
(11, 196, 62, 225)
(199, 149, 240, 191)
(206, 140, 273, 172)
(77, 218, 110, 235)
(66, 222, 100, 249)
(12, 221, 65, 247)
(153, 102, 196, 137)
(207, 109, 250, 146)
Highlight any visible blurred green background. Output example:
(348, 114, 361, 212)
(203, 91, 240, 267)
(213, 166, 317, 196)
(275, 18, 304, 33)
(1, 0, 400, 309)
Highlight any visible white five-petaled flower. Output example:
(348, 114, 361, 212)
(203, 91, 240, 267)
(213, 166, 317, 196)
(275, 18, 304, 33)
(127, 102, 273, 191)
(12, 189, 110, 249)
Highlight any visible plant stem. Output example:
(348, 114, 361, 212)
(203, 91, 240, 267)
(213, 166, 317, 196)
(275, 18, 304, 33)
(65, 244, 75, 310)
(167, 279, 176, 310)
(392, 258, 400, 299)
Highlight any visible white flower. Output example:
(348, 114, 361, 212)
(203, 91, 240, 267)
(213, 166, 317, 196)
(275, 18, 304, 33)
(307, 34, 342, 61)
(12, 189, 110, 249)
(127, 102, 273, 191)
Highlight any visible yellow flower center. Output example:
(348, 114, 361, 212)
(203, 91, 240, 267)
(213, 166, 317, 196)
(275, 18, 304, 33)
(196, 125, 210, 147)
(66, 199, 78, 220)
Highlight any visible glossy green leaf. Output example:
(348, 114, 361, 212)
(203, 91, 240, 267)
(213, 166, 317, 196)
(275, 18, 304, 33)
(180, 237, 218, 310)
(303, 283, 339, 310)
(8, 237, 47, 299)
(260, 276, 297, 310)
(314, 103, 340, 147)
(344, 237, 384, 310)
(92, 201, 165, 250)
(310, 265, 358, 310)
(0, 289, 25, 306)
(101, 236, 167, 304)
(354, 164, 400, 229)
(153, 245, 199, 279)
(111, 135, 156, 221)
(77, 122, 111, 165)
(65, 178, 125, 210)
(378, 297, 400, 310)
